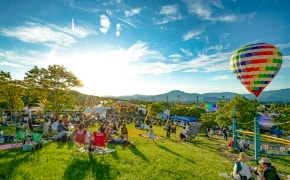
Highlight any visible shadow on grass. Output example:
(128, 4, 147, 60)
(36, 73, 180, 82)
(264, 154, 290, 167)
(107, 145, 119, 160)
(63, 153, 115, 180)
(0, 148, 34, 179)
(128, 146, 149, 162)
(186, 140, 217, 153)
(155, 143, 195, 163)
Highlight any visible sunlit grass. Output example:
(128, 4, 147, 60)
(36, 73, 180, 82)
(0, 124, 289, 180)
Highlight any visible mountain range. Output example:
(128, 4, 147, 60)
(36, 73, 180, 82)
(114, 88, 290, 104)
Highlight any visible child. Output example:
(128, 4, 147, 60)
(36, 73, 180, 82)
(147, 125, 155, 142)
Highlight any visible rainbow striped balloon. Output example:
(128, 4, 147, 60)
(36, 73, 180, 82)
(230, 43, 283, 97)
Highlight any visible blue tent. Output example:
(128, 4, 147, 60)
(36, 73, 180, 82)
(171, 115, 197, 122)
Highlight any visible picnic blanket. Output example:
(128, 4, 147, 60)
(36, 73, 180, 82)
(0, 139, 51, 151)
(138, 134, 163, 140)
(0, 143, 24, 150)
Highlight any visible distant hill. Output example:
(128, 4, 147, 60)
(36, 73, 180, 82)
(114, 88, 290, 104)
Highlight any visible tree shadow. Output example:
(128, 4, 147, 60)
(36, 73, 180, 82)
(63, 153, 115, 180)
(0, 149, 34, 179)
(127, 146, 149, 162)
(186, 140, 217, 153)
(66, 141, 74, 150)
(155, 143, 195, 163)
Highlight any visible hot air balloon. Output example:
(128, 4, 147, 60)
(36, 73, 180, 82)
(230, 43, 283, 97)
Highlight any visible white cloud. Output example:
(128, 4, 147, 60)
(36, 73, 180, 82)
(125, 8, 142, 17)
(0, 21, 97, 48)
(277, 43, 290, 50)
(180, 48, 193, 56)
(209, 75, 232, 80)
(160, 4, 178, 15)
(282, 55, 290, 68)
(0, 61, 24, 68)
(182, 52, 233, 72)
(0, 22, 75, 47)
(183, 30, 203, 41)
(116, 23, 121, 36)
(100, 14, 111, 34)
(182, 0, 253, 23)
(155, 4, 183, 24)
(168, 53, 183, 62)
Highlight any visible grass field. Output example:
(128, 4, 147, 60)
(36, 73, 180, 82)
(0, 124, 289, 180)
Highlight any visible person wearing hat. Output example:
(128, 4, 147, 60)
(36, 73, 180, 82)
(257, 158, 280, 180)
(232, 152, 254, 180)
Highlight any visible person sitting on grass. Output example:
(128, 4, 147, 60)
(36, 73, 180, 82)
(105, 127, 113, 142)
(109, 135, 135, 147)
(77, 123, 92, 144)
(257, 158, 280, 180)
(120, 123, 128, 139)
(232, 152, 253, 180)
(43, 118, 51, 137)
(54, 120, 69, 142)
(180, 126, 188, 140)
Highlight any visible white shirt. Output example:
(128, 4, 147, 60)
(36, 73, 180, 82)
(52, 121, 59, 131)
(233, 161, 252, 180)
(182, 129, 188, 138)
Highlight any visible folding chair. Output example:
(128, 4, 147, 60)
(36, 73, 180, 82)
(31, 130, 43, 151)
(72, 129, 91, 153)
(69, 129, 90, 161)
(93, 132, 108, 155)
(13, 127, 27, 148)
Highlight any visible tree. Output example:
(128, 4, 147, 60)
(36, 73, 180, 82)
(200, 112, 217, 128)
(170, 104, 187, 116)
(23, 65, 83, 113)
(0, 71, 25, 112)
(215, 95, 258, 130)
(272, 104, 290, 131)
(186, 105, 205, 118)
(23, 66, 48, 105)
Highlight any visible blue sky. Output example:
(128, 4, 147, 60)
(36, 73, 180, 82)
(0, 0, 289, 96)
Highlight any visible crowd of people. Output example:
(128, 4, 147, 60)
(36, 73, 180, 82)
(0, 107, 285, 179)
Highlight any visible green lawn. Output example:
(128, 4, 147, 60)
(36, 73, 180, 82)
(0, 124, 289, 180)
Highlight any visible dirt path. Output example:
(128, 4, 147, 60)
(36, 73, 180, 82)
(218, 143, 238, 162)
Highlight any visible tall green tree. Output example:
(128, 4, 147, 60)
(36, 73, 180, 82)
(23, 65, 83, 114)
(43, 65, 83, 113)
(200, 112, 217, 128)
(0, 71, 25, 112)
(215, 95, 258, 130)
(23, 66, 47, 104)
(170, 104, 187, 116)
(186, 105, 205, 118)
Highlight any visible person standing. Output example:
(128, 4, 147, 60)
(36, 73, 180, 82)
(147, 125, 155, 142)
(223, 128, 228, 141)
(166, 119, 171, 138)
